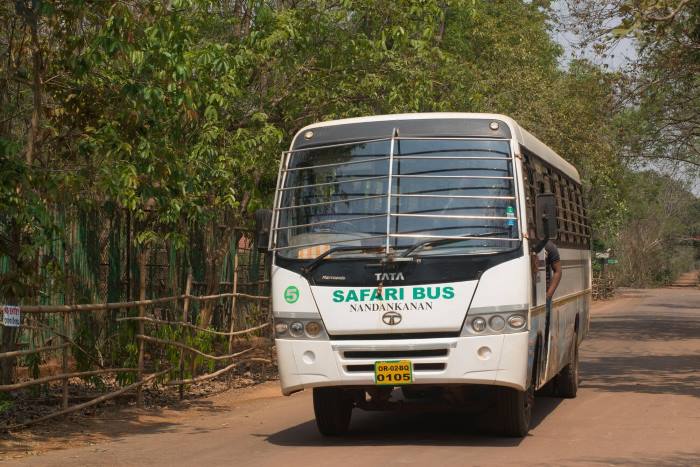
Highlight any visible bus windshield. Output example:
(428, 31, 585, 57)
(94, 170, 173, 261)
(275, 138, 520, 259)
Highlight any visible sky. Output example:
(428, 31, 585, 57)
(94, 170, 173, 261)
(551, 0, 637, 71)
(550, 2, 699, 195)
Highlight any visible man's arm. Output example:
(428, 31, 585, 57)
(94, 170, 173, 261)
(547, 259, 562, 299)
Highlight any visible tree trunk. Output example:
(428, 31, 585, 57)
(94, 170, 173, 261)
(136, 245, 150, 408)
(24, 0, 43, 166)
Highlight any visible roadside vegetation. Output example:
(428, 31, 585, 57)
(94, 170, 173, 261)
(1, 0, 698, 387)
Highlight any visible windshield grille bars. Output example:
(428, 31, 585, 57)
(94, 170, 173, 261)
(393, 147, 510, 157)
(390, 233, 520, 242)
(276, 194, 387, 211)
(271, 134, 523, 253)
(393, 174, 513, 179)
(393, 136, 508, 141)
(390, 213, 516, 221)
(284, 137, 391, 153)
(283, 155, 390, 172)
(385, 128, 398, 254)
(278, 175, 389, 191)
(395, 156, 512, 160)
(394, 193, 515, 200)
(273, 235, 389, 252)
(272, 214, 387, 232)
(269, 151, 290, 251)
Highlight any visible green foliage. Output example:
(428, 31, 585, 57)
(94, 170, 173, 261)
(614, 171, 699, 286)
(3, 0, 695, 385)
(2, 0, 630, 304)
(0, 393, 13, 415)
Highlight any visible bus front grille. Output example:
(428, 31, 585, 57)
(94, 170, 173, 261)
(345, 363, 446, 373)
(343, 349, 448, 359)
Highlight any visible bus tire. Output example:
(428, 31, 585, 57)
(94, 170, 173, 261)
(555, 333, 578, 399)
(555, 332, 579, 398)
(496, 383, 534, 437)
(313, 387, 353, 436)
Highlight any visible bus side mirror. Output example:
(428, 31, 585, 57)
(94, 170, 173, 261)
(255, 209, 273, 252)
(535, 193, 557, 240)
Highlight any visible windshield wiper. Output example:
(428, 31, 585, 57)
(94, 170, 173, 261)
(301, 245, 385, 274)
(400, 231, 511, 257)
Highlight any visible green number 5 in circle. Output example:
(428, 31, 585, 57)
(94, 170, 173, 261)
(284, 286, 299, 304)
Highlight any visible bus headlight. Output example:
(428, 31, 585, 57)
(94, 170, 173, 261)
(462, 311, 528, 336)
(289, 321, 304, 337)
(274, 322, 289, 336)
(507, 314, 526, 329)
(471, 317, 487, 333)
(489, 315, 506, 332)
(305, 321, 322, 337)
(273, 317, 328, 340)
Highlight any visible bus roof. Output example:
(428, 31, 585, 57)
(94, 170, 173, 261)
(292, 112, 581, 183)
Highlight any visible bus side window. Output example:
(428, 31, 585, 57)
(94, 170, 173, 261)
(522, 152, 537, 233)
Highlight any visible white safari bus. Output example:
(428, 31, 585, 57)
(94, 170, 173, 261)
(256, 113, 592, 437)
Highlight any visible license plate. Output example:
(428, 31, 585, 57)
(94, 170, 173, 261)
(374, 360, 413, 385)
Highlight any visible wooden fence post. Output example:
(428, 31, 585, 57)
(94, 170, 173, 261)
(227, 247, 240, 355)
(136, 247, 148, 408)
(179, 269, 193, 400)
(61, 313, 70, 408)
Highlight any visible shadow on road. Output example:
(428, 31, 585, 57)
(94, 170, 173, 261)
(580, 304, 700, 398)
(581, 354, 700, 398)
(587, 313, 700, 342)
(0, 398, 223, 458)
(578, 451, 700, 466)
(263, 395, 562, 447)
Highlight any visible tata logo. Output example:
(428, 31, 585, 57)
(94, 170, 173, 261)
(382, 311, 402, 326)
(374, 272, 405, 281)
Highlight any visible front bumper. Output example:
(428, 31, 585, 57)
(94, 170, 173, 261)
(275, 332, 529, 395)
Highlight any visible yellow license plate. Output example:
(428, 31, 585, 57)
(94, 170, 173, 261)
(374, 360, 413, 385)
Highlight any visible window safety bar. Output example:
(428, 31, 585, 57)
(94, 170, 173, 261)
(385, 128, 398, 253)
(273, 214, 387, 232)
(393, 174, 513, 180)
(279, 175, 389, 191)
(393, 136, 509, 142)
(392, 147, 511, 156)
(283, 156, 390, 172)
(390, 233, 521, 242)
(390, 213, 517, 221)
(395, 156, 513, 160)
(277, 194, 387, 211)
(394, 193, 516, 200)
(272, 234, 389, 252)
(283, 137, 392, 154)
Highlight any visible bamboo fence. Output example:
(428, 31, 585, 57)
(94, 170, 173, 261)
(592, 274, 616, 300)
(0, 290, 272, 430)
(0, 236, 272, 430)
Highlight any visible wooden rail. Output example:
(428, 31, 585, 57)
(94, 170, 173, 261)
(0, 368, 137, 392)
(165, 358, 271, 386)
(116, 318, 269, 337)
(1, 283, 272, 427)
(13, 292, 268, 314)
(4, 368, 169, 430)
(0, 343, 68, 360)
(136, 335, 254, 361)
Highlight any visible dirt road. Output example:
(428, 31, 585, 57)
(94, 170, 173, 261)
(4, 287, 700, 466)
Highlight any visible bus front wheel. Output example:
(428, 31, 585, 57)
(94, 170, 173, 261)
(496, 383, 534, 437)
(313, 387, 353, 436)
